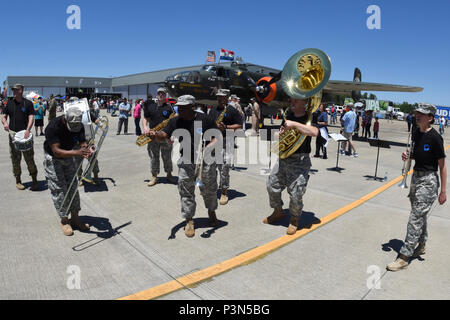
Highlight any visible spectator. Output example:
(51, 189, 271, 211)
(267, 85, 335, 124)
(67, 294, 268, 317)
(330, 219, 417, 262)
(33, 97, 45, 136)
(117, 98, 131, 135)
(340, 103, 358, 157)
(363, 110, 373, 139)
(407, 113, 413, 132)
(373, 117, 380, 139)
(133, 99, 142, 136)
(313, 104, 328, 159)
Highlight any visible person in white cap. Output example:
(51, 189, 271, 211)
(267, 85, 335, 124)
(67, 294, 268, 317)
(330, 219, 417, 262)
(149, 95, 220, 238)
(143, 87, 175, 186)
(43, 106, 93, 236)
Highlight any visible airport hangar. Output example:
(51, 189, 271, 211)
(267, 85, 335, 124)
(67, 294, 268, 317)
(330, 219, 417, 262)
(4, 62, 279, 101)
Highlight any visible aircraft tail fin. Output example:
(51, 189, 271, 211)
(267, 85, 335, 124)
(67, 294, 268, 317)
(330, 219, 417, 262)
(352, 67, 362, 101)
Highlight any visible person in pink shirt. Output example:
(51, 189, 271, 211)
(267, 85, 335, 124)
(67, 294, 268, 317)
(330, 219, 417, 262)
(134, 99, 142, 136)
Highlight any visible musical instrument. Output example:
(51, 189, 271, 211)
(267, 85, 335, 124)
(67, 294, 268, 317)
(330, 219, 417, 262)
(398, 130, 414, 188)
(13, 130, 34, 152)
(81, 116, 109, 184)
(59, 100, 109, 216)
(194, 137, 206, 188)
(216, 108, 226, 126)
(271, 48, 331, 159)
(136, 112, 178, 147)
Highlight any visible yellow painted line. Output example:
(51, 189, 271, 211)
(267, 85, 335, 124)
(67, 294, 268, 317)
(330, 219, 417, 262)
(119, 144, 450, 300)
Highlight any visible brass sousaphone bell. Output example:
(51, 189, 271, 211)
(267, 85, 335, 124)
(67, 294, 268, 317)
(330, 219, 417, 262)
(272, 48, 331, 159)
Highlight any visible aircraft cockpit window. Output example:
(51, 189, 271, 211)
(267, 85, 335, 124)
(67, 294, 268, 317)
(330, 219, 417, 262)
(202, 65, 217, 74)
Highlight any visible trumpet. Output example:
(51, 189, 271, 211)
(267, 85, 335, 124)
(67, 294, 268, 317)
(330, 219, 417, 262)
(398, 130, 414, 188)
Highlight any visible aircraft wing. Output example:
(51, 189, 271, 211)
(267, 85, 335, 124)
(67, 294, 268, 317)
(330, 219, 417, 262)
(324, 80, 423, 94)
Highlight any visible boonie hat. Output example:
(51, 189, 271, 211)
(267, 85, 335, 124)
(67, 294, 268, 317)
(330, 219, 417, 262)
(176, 95, 196, 106)
(415, 103, 436, 116)
(157, 87, 168, 94)
(216, 89, 230, 96)
(12, 84, 24, 90)
(65, 107, 83, 132)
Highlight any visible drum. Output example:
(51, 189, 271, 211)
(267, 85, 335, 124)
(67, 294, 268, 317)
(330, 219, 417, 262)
(13, 130, 34, 152)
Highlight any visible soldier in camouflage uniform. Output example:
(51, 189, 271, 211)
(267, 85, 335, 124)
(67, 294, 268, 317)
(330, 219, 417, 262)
(387, 104, 447, 271)
(150, 95, 220, 238)
(208, 89, 243, 205)
(43, 106, 93, 236)
(264, 98, 319, 235)
(1, 84, 39, 191)
(143, 88, 175, 187)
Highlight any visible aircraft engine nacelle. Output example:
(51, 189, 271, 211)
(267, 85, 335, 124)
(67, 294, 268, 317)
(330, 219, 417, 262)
(255, 77, 277, 104)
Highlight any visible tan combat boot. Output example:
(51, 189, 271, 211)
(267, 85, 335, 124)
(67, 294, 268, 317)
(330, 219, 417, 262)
(30, 174, 39, 191)
(208, 211, 218, 227)
(263, 208, 285, 224)
(219, 189, 228, 205)
(70, 212, 90, 232)
(61, 218, 74, 236)
(147, 175, 158, 187)
(185, 219, 195, 238)
(15, 176, 25, 190)
(386, 254, 409, 271)
(286, 216, 299, 235)
(413, 242, 426, 257)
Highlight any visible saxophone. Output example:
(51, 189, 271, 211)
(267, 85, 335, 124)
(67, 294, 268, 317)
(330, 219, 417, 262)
(136, 112, 178, 147)
(216, 108, 226, 126)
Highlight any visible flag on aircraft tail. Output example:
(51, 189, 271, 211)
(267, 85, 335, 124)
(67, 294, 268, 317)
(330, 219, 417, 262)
(206, 50, 216, 63)
(220, 48, 234, 61)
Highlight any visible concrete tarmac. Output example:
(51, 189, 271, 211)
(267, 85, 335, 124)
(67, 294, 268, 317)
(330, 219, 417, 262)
(0, 111, 448, 300)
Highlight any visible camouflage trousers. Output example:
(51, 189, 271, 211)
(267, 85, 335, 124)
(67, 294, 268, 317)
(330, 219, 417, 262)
(267, 153, 311, 218)
(177, 160, 218, 220)
(217, 148, 234, 190)
(400, 171, 439, 257)
(43, 152, 81, 218)
(147, 141, 173, 176)
(8, 132, 38, 178)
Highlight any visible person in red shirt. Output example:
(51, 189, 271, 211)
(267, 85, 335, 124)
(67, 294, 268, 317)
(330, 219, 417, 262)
(373, 117, 379, 139)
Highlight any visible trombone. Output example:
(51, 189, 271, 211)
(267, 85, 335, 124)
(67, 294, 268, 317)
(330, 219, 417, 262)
(398, 130, 413, 188)
(60, 116, 109, 217)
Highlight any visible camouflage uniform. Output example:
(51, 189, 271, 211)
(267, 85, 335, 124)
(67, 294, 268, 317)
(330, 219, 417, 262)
(8, 131, 38, 179)
(399, 171, 439, 257)
(43, 152, 81, 218)
(217, 147, 233, 190)
(267, 153, 311, 218)
(177, 159, 218, 220)
(147, 141, 173, 176)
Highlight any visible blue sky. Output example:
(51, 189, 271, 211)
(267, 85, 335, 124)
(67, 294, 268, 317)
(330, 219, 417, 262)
(1, 0, 449, 105)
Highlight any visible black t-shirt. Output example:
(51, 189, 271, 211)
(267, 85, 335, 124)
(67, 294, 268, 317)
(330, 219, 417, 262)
(144, 102, 174, 128)
(3, 98, 34, 132)
(281, 109, 312, 154)
(412, 127, 445, 172)
(209, 105, 243, 133)
(163, 112, 218, 162)
(44, 116, 86, 158)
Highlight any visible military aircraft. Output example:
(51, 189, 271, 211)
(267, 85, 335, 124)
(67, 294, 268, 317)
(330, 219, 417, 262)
(164, 59, 423, 116)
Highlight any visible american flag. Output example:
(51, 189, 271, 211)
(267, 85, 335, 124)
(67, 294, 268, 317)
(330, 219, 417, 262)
(206, 51, 216, 63)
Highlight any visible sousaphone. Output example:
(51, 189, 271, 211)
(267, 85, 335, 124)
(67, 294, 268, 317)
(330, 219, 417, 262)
(272, 48, 331, 159)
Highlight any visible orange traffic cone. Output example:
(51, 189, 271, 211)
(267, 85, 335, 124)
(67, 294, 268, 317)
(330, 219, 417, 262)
(275, 114, 279, 120)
